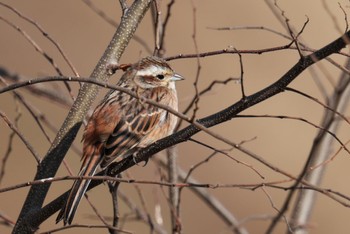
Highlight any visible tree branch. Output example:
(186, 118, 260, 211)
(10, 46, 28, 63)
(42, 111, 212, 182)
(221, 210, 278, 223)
(289, 57, 350, 233)
(12, 1, 152, 233)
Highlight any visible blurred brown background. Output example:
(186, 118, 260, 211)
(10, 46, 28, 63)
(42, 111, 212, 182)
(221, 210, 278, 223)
(1, 1, 350, 233)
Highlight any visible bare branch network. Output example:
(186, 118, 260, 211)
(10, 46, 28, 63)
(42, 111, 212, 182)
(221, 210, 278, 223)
(1, 1, 350, 234)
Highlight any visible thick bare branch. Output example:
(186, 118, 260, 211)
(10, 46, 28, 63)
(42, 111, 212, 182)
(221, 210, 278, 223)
(12, 1, 153, 233)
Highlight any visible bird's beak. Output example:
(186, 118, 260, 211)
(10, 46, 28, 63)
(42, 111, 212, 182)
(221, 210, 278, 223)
(171, 73, 185, 81)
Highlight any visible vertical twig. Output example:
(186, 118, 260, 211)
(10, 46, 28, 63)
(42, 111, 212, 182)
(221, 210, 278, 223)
(158, 0, 175, 55)
(108, 179, 121, 234)
(167, 147, 180, 233)
(152, 0, 163, 57)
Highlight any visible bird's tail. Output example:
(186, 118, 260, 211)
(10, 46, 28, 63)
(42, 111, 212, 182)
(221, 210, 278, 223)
(56, 153, 101, 225)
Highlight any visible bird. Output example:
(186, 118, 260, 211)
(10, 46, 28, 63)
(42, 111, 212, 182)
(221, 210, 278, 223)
(56, 56, 184, 225)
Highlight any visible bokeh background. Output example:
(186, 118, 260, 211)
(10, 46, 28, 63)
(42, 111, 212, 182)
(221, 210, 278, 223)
(1, 1, 350, 233)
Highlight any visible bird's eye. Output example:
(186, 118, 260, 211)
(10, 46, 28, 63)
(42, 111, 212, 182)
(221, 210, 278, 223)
(156, 74, 165, 80)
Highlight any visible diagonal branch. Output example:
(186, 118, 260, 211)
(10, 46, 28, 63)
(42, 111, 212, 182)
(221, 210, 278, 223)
(126, 30, 350, 171)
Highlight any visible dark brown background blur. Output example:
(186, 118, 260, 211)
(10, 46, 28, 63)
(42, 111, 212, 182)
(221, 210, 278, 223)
(1, 1, 350, 233)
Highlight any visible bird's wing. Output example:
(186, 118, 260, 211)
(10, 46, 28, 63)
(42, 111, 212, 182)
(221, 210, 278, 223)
(100, 96, 165, 168)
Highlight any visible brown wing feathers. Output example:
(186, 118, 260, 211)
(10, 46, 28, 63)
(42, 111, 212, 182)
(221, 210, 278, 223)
(101, 119, 140, 168)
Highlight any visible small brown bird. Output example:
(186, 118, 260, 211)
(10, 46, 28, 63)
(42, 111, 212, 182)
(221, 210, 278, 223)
(56, 56, 183, 225)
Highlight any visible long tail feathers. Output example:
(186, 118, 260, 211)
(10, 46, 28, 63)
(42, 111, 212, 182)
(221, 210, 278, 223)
(56, 154, 101, 225)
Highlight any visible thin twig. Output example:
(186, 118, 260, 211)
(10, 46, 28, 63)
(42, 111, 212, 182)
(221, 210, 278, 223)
(261, 186, 292, 232)
(0, 15, 75, 100)
(158, 0, 176, 54)
(237, 114, 350, 155)
(118, 190, 167, 234)
(82, 0, 153, 54)
(0, 68, 73, 107)
(0, 110, 41, 163)
(189, 138, 263, 179)
(0, 97, 21, 185)
(0, 2, 79, 76)
(39, 224, 131, 234)
(0, 212, 15, 227)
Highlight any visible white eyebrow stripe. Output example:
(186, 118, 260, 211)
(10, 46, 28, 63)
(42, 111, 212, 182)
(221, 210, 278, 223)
(136, 66, 164, 76)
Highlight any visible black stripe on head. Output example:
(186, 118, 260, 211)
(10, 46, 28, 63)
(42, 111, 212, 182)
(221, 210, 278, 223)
(137, 56, 171, 70)
(141, 75, 158, 84)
